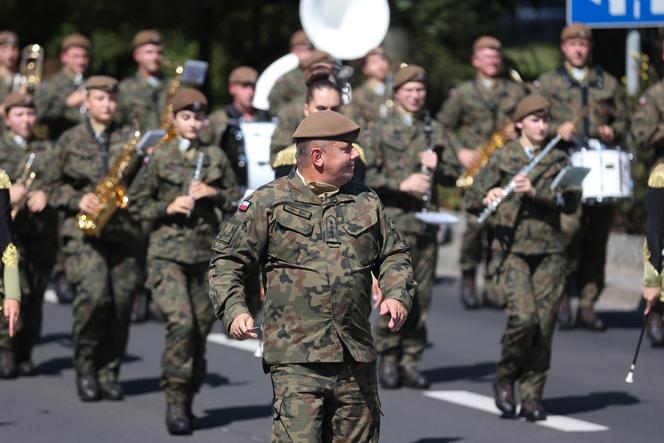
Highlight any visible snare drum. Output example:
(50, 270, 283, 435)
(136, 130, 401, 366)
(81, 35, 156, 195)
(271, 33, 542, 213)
(569, 139, 633, 203)
(240, 121, 277, 191)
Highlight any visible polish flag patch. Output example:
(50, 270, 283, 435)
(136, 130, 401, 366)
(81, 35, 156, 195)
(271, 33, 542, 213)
(239, 200, 252, 212)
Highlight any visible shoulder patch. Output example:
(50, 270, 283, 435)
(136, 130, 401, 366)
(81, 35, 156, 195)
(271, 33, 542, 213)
(648, 163, 664, 188)
(239, 200, 252, 212)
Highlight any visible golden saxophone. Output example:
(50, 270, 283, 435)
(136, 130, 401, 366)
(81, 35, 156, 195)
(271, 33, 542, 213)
(76, 131, 143, 237)
(455, 126, 510, 188)
(11, 152, 36, 219)
(160, 64, 184, 141)
(12, 44, 44, 94)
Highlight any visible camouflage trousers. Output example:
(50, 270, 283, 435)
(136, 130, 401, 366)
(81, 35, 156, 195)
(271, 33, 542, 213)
(0, 235, 57, 360)
(269, 359, 380, 443)
(64, 238, 141, 382)
(375, 231, 436, 366)
(495, 253, 565, 402)
(146, 258, 214, 404)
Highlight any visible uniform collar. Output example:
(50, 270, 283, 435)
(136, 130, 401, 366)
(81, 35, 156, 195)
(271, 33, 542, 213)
(295, 168, 340, 199)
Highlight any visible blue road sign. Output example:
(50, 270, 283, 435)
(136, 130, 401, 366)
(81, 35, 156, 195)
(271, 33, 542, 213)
(568, 0, 664, 28)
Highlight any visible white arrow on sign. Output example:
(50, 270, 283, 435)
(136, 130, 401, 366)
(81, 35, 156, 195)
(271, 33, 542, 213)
(588, 0, 627, 16)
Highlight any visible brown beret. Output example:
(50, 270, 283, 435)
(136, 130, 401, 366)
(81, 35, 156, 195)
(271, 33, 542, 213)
(473, 35, 502, 52)
(133, 29, 162, 48)
(228, 66, 258, 85)
(170, 87, 208, 113)
(0, 31, 18, 47)
(2, 93, 34, 111)
(61, 33, 91, 52)
(83, 75, 118, 93)
(302, 50, 334, 69)
(512, 94, 550, 122)
(393, 64, 426, 90)
(292, 110, 360, 142)
(561, 23, 592, 41)
(290, 30, 312, 49)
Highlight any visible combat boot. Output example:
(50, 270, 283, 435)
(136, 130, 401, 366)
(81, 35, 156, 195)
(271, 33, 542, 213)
(166, 403, 192, 435)
(557, 296, 575, 330)
(77, 375, 101, 401)
(0, 350, 17, 379)
(378, 358, 400, 389)
(99, 380, 124, 400)
(647, 314, 664, 347)
(399, 364, 430, 389)
(576, 306, 606, 331)
(460, 269, 480, 309)
(492, 381, 516, 418)
(519, 399, 547, 422)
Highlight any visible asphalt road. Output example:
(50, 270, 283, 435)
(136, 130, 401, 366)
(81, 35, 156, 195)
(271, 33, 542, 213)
(2, 279, 663, 443)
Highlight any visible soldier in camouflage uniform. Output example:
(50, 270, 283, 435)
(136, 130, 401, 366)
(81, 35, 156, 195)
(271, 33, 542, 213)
(363, 65, 457, 390)
(437, 36, 526, 309)
(536, 24, 628, 331)
(267, 30, 314, 115)
(0, 31, 20, 105)
(0, 93, 59, 378)
(52, 76, 143, 402)
(466, 95, 581, 421)
(352, 47, 393, 124)
(133, 88, 240, 435)
(117, 30, 169, 132)
(209, 110, 414, 443)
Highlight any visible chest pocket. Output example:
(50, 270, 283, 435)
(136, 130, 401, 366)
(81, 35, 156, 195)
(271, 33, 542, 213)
(268, 210, 315, 265)
(342, 209, 379, 266)
(64, 145, 102, 182)
(158, 162, 187, 191)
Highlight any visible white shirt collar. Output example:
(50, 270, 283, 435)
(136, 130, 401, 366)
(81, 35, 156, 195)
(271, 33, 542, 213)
(178, 137, 191, 153)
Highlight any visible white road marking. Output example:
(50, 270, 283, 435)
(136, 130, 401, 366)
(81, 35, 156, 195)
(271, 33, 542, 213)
(207, 333, 261, 354)
(424, 390, 609, 433)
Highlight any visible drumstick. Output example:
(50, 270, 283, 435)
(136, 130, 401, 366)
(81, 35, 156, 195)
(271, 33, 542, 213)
(625, 312, 650, 384)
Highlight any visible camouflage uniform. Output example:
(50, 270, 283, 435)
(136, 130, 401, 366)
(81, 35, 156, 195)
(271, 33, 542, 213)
(363, 109, 456, 368)
(465, 139, 580, 402)
(632, 79, 664, 166)
(116, 72, 169, 132)
(209, 171, 415, 443)
(0, 132, 59, 364)
(267, 67, 305, 116)
(352, 79, 391, 124)
(133, 137, 240, 405)
(437, 78, 525, 295)
(34, 68, 86, 141)
(536, 66, 627, 310)
(52, 119, 143, 383)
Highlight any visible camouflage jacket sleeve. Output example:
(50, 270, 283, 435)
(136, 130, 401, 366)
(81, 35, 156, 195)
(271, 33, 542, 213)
(209, 193, 268, 331)
(130, 152, 169, 221)
(608, 76, 628, 142)
(51, 132, 84, 212)
(464, 148, 502, 214)
(34, 75, 81, 124)
(362, 121, 406, 195)
(632, 84, 664, 152)
(436, 88, 464, 154)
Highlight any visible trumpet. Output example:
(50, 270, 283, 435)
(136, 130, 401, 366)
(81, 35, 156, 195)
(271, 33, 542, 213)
(12, 44, 44, 94)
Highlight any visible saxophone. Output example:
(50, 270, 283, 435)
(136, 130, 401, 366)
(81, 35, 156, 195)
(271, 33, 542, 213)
(11, 153, 36, 219)
(76, 131, 142, 237)
(455, 127, 509, 188)
(160, 65, 184, 141)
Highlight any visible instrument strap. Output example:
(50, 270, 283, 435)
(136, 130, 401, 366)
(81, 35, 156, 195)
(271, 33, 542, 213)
(557, 66, 604, 137)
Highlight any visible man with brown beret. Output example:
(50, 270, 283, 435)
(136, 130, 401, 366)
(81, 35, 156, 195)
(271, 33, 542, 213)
(363, 64, 457, 390)
(0, 31, 20, 103)
(35, 33, 90, 141)
(203, 66, 272, 189)
(51, 75, 144, 402)
(210, 110, 414, 442)
(0, 93, 59, 378)
(437, 35, 526, 310)
(466, 94, 580, 421)
(536, 23, 628, 331)
(352, 47, 393, 124)
(117, 29, 169, 132)
(267, 30, 315, 115)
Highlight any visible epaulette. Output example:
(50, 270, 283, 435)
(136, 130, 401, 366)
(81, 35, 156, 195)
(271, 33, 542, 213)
(0, 169, 11, 189)
(648, 163, 664, 188)
(272, 144, 297, 168)
(2, 243, 18, 268)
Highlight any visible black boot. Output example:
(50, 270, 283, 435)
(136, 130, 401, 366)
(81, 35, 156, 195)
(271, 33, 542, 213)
(460, 269, 480, 309)
(0, 350, 17, 379)
(557, 296, 575, 330)
(378, 358, 400, 389)
(647, 314, 664, 347)
(576, 306, 606, 331)
(77, 375, 101, 401)
(519, 399, 547, 422)
(492, 381, 516, 418)
(99, 380, 124, 400)
(399, 364, 430, 389)
(166, 403, 192, 435)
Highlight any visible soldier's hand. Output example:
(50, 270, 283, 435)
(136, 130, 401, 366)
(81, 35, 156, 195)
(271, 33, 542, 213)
(419, 150, 438, 170)
(27, 190, 48, 213)
(189, 181, 217, 200)
(65, 88, 87, 108)
(557, 121, 576, 142)
(483, 187, 505, 206)
(457, 148, 481, 170)
(642, 286, 661, 315)
(3, 299, 20, 338)
(79, 193, 100, 214)
(371, 275, 383, 309)
(598, 125, 615, 143)
(399, 173, 431, 194)
(230, 313, 258, 340)
(512, 173, 536, 197)
(380, 299, 407, 332)
(9, 183, 27, 206)
(167, 195, 195, 215)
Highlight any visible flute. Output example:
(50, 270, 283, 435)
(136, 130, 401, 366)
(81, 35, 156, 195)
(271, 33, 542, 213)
(187, 152, 205, 218)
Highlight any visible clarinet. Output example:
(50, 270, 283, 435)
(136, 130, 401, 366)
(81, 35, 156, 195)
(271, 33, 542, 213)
(477, 134, 561, 225)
